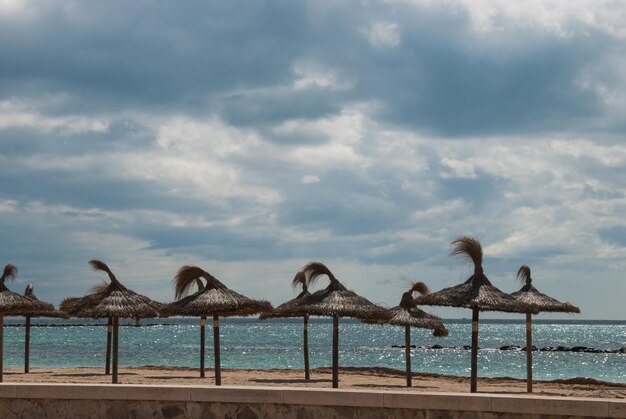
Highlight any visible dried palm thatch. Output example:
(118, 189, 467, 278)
(59, 280, 108, 317)
(60, 279, 116, 375)
(296, 262, 389, 320)
(259, 271, 313, 379)
(163, 266, 272, 317)
(87, 260, 163, 319)
(415, 238, 538, 313)
(0, 263, 62, 382)
(379, 283, 448, 331)
(511, 265, 580, 393)
(60, 260, 163, 384)
(292, 262, 388, 389)
(164, 265, 273, 385)
(259, 271, 310, 320)
(23, 284, 61, 374)
(511, 266, 580, 313)
(367, 282, 448, 387)
(415, 237, 537, 393)
(0, 264, 57, 316)
(23, 284, 57, 317)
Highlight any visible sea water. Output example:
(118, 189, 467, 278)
(3, 318, 625, 383)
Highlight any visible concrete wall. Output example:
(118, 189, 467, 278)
(0, 383, 624, 419)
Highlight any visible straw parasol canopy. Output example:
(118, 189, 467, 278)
(0, 263, 60, 382)
(260, 271, 310, 319)
(62, 280, 119, 375)
(415, 239, 536, 314)
(367, 282, 448, 387)
(294, 262, 389, 388)
(259, 271, 313, 379)
(164, 266, 272, 317)
(23, 284, 57, 317)
(59, 260, 162, 384)
(415, 237, 538, 393)
(384, 283, 449, 331)
(511, 265, 580, 393)
(162, 266, 273, 384)
(511, 266, 580, 314)
(22, 284, 60, 374)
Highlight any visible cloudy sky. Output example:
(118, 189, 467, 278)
(1, 0, 624, 319)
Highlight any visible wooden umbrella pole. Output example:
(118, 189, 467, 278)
(213, 315, 221, 386)
(303, 315, 310, 380)
(200, 316, 206, 378)
(0, 314, 3, 383)
(25, 316, 31, 373)
(526, 313, 533, 393)
(470, 308, 479, 393)
(332, 315, 339, 388)
(105, 317, 112, 375)
(405, 325, 412, 387)
(112, 317, 119, 384)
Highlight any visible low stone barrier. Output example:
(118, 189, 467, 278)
(0, 383, 624, 418)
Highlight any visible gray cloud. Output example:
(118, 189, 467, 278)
(0, 1, 625, 318)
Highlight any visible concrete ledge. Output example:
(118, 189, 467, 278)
(190, 387, 283, 404)
(283, 388, 384, 407)
(0, 383, 622, 418)
(491, 394, 610, 417)
(609, 400, 626, 418)
(383, 391, 492, 411)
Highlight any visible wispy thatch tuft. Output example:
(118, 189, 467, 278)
(511, 265, 580, 314)
(291, 271, 307, 291)
(89, 260, 118, 284)
(517, 265, 531, 285)
(173, 266, 218, 300)
(1, 263, 17, 283)
(24, 284, 33, 297)
(410, 282, 429, 296)
(450, 236, 483, 273)
(89, 280, 109, 295)
(301, 262, 337, 287)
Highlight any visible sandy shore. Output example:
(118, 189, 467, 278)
(3, 366, 625, 399)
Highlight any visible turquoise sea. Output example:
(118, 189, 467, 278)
(3, 318, 625, 383)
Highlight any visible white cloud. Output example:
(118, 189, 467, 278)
(0, 199, 17, 213)
(292, 61, 353, 91)
(396, 0, 626, 38)
(0, 100, 109, 134)
(440, 157, 477, 178)
(300, 175, 320, 184)
(550, 139, 626, 167)
(364, 21, 401, 48)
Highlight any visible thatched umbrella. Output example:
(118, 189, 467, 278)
(0, 264, 57, 382)
(59, 260, 162, 384)
(61, 280, 115, 375)
(294, 262, 389, 388)
(23, 284, 58, 373)
(369, 282, 448, 387)
(415, 237, 538, 393)
(162, 266, 273, 385)
(259, 271, 312, 379)
(511, 265, 580, 393)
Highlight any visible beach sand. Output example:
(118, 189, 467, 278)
(3, 367, 625, 399)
